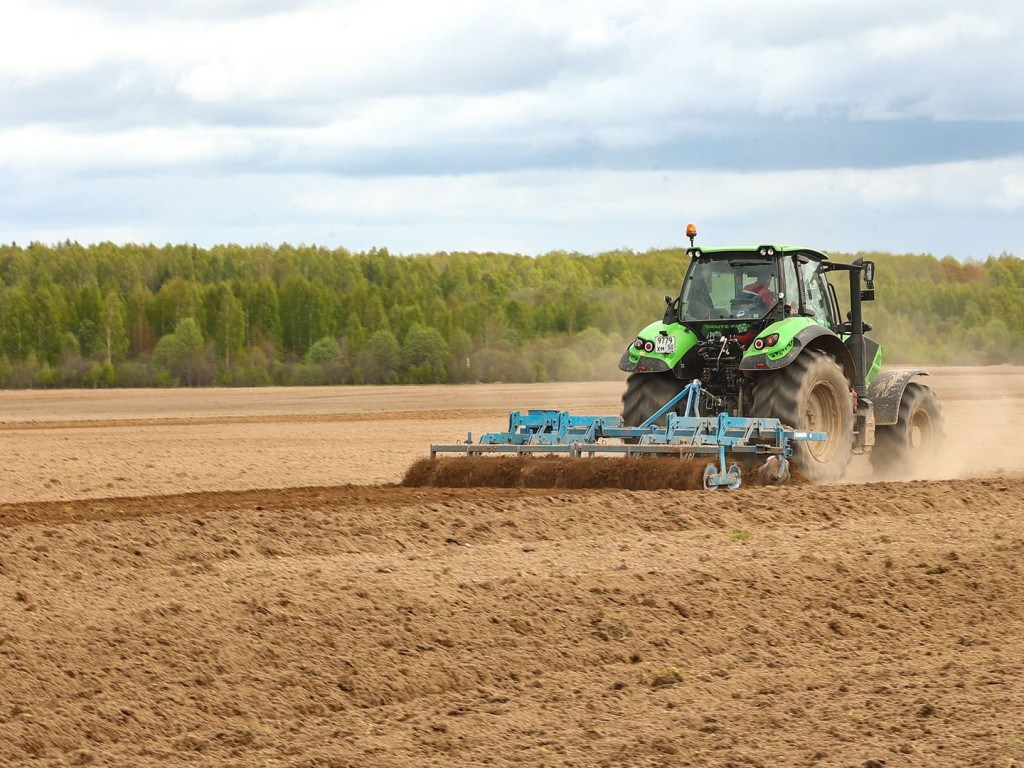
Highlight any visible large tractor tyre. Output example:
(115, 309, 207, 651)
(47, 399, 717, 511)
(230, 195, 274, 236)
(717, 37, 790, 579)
(752, 350, 854, 484)
(621, 371, 689, 432)
(869, 382, 944, 479)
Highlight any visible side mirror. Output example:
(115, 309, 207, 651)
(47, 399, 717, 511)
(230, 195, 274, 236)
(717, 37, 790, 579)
(861, 260, 875, 301)
(664, 295, 673, 306)
(862, 260, 875, 285)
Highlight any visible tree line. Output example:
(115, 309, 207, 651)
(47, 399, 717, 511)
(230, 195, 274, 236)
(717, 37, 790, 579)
(0, 241, 1020, 388)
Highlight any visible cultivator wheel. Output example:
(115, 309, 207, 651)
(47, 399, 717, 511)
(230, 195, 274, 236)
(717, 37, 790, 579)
(702, 462, 743, 491)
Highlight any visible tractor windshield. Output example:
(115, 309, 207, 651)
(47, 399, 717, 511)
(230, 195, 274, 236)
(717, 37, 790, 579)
(680, 257, 779, 322)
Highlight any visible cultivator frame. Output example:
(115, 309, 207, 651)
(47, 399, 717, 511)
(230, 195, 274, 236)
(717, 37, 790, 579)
(429, 380, 826, 489)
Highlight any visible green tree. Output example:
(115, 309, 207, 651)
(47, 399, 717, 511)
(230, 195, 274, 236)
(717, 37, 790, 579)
(280, 273, 326, 356)
(304, 335, 347, 384)
(358, 329, 401, 384)
(151, 278, 203, 338)
(402, 323, 449, 383)
(35, 284, 69, 366)
(214, 289, 246, 371)
(0, 284, 33, 359)
(74, 277, 104, 355)
(126, 280, 156, 357)
(305, 336, 342, 364)
(244, 276, 282, 347)
(154, 317, 210, 386)
(94, 290, 129, 364)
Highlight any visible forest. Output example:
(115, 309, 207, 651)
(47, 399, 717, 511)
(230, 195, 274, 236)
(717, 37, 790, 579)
(0, 241, 1021, 388)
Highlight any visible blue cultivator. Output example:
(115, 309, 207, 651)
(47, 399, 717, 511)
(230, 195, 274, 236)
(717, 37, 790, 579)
(430, 380, 825, 490)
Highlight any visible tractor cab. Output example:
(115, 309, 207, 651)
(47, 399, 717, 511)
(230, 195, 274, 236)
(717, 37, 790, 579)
(670, 244, 846, 348)
(680, 254, 778, 323)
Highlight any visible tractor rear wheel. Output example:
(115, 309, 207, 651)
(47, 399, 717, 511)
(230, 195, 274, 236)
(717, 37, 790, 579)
(752, 350, 853, 483)
(870, 382, 944, 478)
(621, 371, 689, 430)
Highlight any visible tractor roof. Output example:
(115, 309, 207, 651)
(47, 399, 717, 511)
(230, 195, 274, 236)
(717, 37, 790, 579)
(686, 245, 830, 262)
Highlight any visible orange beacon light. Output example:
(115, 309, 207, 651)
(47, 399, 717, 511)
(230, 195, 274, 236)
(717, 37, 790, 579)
(685, 223, 697, 247)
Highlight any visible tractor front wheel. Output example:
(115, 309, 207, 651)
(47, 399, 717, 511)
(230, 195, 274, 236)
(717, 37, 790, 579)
(752, 350, 853, 483)
(870, 382, 944, 478)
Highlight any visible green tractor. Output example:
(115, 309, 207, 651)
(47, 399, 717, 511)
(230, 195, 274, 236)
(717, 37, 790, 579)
(619, 226, 944, 483)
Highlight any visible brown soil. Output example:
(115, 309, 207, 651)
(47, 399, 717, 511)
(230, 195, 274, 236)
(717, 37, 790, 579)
(401, 456, 806, 490)
(2, 367, 1023, 767)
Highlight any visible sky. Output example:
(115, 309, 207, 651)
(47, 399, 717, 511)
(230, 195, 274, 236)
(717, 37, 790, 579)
(3, 0, 1023, 260)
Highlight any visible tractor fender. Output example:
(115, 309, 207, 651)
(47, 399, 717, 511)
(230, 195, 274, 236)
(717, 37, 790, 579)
(868, 369, 930, 426)
(741, 325, 857, 384)
(618, 348, 671, 373)
(618, 323, 699, 375)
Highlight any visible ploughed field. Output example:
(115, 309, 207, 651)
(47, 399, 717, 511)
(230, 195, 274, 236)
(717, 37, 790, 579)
(2, 367, 1023, 767)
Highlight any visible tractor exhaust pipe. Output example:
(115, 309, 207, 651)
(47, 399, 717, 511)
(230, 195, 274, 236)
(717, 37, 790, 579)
(848, 262, 867, 399)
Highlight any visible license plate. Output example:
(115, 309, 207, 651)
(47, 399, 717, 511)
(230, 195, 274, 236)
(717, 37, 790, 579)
(654, 336, 676, 355)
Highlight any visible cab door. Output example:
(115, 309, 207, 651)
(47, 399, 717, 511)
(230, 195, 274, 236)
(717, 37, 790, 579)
(798, 258, 839, 329)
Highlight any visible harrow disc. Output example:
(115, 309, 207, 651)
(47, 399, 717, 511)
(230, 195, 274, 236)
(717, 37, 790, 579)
(757, 455, 791, 486)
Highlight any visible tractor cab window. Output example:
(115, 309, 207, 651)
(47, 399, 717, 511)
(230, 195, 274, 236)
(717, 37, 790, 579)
(681, 258, 778, 321)
(799, 259, 836, 328)
(781, 257, 800, 314)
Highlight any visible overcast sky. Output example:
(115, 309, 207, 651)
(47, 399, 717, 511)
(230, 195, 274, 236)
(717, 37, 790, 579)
(3, 0, 1023, 259)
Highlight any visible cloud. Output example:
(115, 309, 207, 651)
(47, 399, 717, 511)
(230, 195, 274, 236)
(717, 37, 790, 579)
(8, 2, 1024, 131)
(3, 113, 1021, 183)
(1, 0, 1023, 258)
(4, 157, 1022, 259)
(11, 1, 1023, 124)
(37, 0, 317, 21)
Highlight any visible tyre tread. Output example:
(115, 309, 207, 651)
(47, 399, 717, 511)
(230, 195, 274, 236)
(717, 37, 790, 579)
(751, 350, 853, 483)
